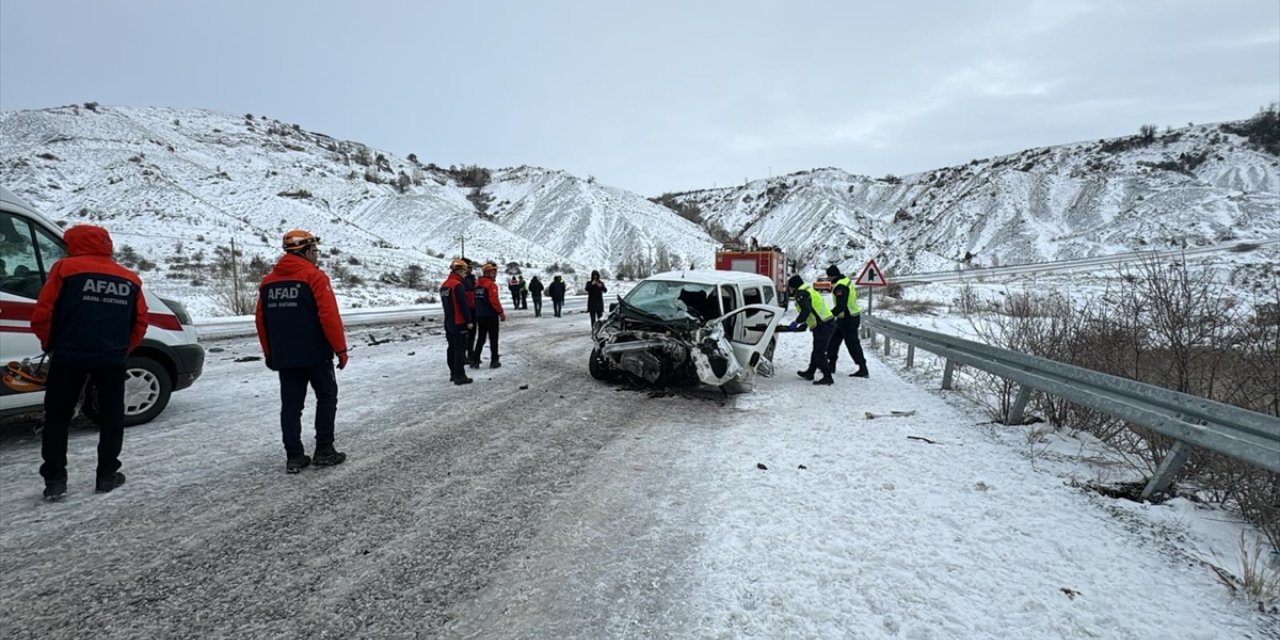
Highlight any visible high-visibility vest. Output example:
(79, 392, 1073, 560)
(834, 276, 861, 316)
(794, 284, 833, 328)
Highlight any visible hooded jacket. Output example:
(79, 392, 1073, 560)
(32, 225, 148, 366)
(255, 252, 348, 369)
(548, 277, 566, 301)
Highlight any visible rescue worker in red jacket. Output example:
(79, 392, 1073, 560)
(32, 225, 147, 501)
(255, 230, 349, 474)
(470, 262, 508, 368)
(441, 258, 475, 385)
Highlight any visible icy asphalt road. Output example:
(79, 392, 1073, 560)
(0, 310, 722, 639)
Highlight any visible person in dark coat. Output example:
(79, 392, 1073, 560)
(518, 276, 529, 309)
(31, 225, 148, 500)
(441, 259, 475, 385)
(824, 265, 868, 377)
(256, 229, 350, 474)
(548, 275, 567, 317)
(585, 270, 608, 326)
(463, 266, 480, 367)
(471, 262, 507, 368)
(528, 276, 545, 317)
(507, 274, 522, 309)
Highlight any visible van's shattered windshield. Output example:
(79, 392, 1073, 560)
(621, 280, 718, 322)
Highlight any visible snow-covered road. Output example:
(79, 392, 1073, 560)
(1, 309, 1272, 639)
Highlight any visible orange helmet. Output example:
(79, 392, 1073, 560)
(450, 258, 469, 271)
(283, 229, 320, 253)
(482, 261, 498, 274)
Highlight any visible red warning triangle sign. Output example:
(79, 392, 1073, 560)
(854, 259, 888, 287)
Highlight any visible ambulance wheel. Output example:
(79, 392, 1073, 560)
(81, 356, 173, 427)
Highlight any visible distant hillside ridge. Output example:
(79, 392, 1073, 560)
(1, 103, 1277, 316)
(656, 106, 1280, 278)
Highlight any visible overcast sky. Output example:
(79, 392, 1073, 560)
(2, 0, 1277, 195)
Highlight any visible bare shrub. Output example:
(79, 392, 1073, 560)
(213, 277, 256, 315)
(878, 297, 943, 315)
(966, 258, 1278, 539)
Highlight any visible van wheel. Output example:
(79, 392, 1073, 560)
(81, 356, 173, 427)
(588, 347, 611, 381)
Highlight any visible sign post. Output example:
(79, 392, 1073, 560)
(853, 259, 889, 317)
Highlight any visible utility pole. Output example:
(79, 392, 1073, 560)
(229, 237, 242, 313)
(458, 232, 467, 259)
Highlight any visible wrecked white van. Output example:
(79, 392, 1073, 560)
(588, 270, 785, 391)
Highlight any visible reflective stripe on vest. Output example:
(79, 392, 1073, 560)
(835, 276, 861, 316)
(794, 284, 833, 328)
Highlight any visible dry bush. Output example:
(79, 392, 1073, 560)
(966, 257, 1278, 540)
(1210, 532, 1280, 612)
(878, 297, 943, 315)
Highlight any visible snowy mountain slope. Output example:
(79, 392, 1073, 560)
(0, 105, 717, 315)
(2, 104, 1277, 316)
(665, 123, 1280, 279)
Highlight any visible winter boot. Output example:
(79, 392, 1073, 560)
(813, 374, 834, 386)
(490, 356, 502, 369)
(95, 472, 127, 493)
(453, 376, 474, 385)
(43, 481, 67, 502)
(796, 369, 815, 381)
(850, 364, 869, 378)
(286, 454, 311, 474)
(313, 445, 347, 467)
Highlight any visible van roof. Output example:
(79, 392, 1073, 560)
(1, 185, 63, 235)
(644, 269, 776, 288)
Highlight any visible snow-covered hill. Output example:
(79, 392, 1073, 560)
(0, 105, 717, 315)
(1, 103, 1277, 316)
(664, 122, 1280, 280)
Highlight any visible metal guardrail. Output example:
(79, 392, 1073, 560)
(862, 316, 1280, 498)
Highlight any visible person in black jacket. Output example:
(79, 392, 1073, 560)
(528, 275, 545, 317)
(585, 270, 608, 326)
(548, 275, 567, 317)
(31, 225, 148, 500)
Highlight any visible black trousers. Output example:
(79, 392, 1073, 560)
(472, 316, 500, 361)
(807, 320, 837, 376)
(446, 331, 470, 381)
(589, 310, 602, 326)
(509, 288, 521, 308)
(278, 363, 338, 458)
(532, 293, 543, 317)
(826, 314, 867, 371)
(41, 360, 125, 483)
(466, 323, 478, 363)
(552, 299, 564, 317)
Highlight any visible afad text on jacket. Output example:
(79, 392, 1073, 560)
(255, 253, 348, 369)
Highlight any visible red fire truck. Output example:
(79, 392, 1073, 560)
(714, 244, 789, 305)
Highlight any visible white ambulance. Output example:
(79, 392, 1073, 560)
(0, 186, 204, 426)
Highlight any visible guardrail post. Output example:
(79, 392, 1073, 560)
(906, 344, 915, 369)
(883, 336, 892, 356)
(1141, 440, 1190, 500)
(1005, 385, 1031, 425)
(941, 360, 955, 390)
